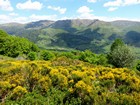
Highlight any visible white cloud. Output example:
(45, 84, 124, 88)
(108, 7, 118, 11)
(0, 14, 28, 23)
(14, 17, 28, 23)
(76, 5, 140, 21)
(78, 13, 94, 19)
(104, 0, 122, 7)
(0, 14, 57, 24)
(16, 0, 43, 10)
(104, 0, 140, 12)
(82, 15, 140, 22)
(9, 13, 18, 16)
(108, 17, 140, 22)
(0, 14, 140, 24)
(14, 14, 57, 23)
(47, 6, 67, 14)
(77, 6, 94, 19)
(123, 0, 140, 6)
(77, 6, 93, 14)
(104, 0, 140, 7)
(0, 15, 11, 23)
(0, 0, 13, 11)
(29, 14, 57, 21)
(87, 0, 97, 3)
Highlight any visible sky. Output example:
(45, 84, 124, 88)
(0, 0, 140, 24)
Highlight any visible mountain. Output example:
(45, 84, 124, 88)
(0, 19, 140, 53)
(25, 20, 55, 29)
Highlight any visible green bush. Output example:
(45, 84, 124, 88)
(79, 50, 108, 66)
(27, 52, 37, 60)
(0, 29, 8, 37)
(136, 61, 140, 71)
(108, 45, 135, 68)
(0, 31, 39, 57)
(41, 51, 55, 61)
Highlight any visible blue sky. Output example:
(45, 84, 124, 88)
(0, 0, 140, 23)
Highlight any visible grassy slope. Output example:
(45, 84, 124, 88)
(0, 55, 14, 60)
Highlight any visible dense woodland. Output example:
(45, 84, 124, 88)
(0, 29, 140, 104)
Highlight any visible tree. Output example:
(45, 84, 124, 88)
(110, 38, 124, 51)
(0, 30, 39, 57)
(108, 45, 135, 68)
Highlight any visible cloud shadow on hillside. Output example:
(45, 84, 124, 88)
(49, 28, 108, 53)
(125, 31, 140, 47)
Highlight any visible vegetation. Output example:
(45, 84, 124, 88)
(0, 29, 140, 104)
(1, 20, 140, 55)
(108, 39, 135, 68)
(41, 50, 55, 61)
(110, 38, 124, 51)
(27, 52, 38, 61)
(0, 30, 39, 57)
(0, 59, 140, 104)
(136, 61, 140, 71)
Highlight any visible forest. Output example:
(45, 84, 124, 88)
(0, 29, 140, 105)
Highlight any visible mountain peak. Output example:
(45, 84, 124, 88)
(25, 20, 55, 29)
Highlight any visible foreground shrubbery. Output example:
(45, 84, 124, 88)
(0, 29, 139, 104)
(0, 30, 39, 58)
(0, 59, 140, 104)
(108, 39, 135, 68)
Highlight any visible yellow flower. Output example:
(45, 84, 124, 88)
(75, 80, 86, 89)
(87, 85, 92, 93)
(69, 79, 74, 83)
(0, 81, 11, 89)
(69, 88, 74, 93)
(13, 86, 27, 94)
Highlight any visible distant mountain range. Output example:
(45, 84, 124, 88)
(0, 19, 140, 53)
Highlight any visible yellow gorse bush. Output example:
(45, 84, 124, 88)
(0, 60, 140, 104)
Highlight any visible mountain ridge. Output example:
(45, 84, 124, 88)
(0, 19, 140, 54)
(1, 19, 140, 28)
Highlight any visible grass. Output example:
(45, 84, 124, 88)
(0, 55, 14, 60)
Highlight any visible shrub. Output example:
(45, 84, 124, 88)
(136, 61, 140, 71)
(27, 52, 37, 60)
(1, 60, 140, 104)
(110, 38, 124, 52)
(108, 45, 135, 68)
(41, 51, 55, 61)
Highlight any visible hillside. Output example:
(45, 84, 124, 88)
(0, 19, 140, 53)
(0, 30, 39, 57)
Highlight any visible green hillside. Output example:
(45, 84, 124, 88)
(0, 19, 140, 54)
